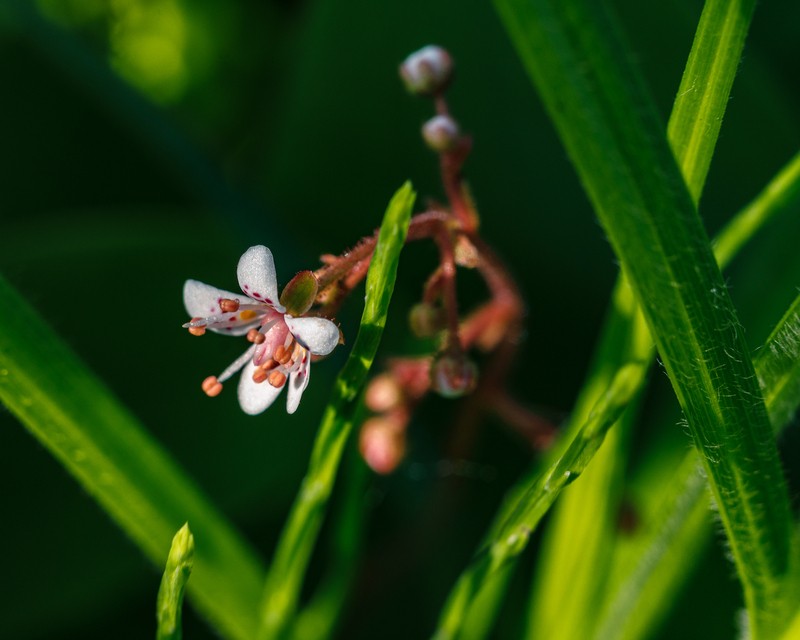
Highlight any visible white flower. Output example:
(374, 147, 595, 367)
(183, 245, 339, 415)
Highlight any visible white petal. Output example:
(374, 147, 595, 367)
(237, 246, 282, 308)
(286, 354, 311, 414)
(183, 279, 242, 318)
(284, 316, 340, 356)
(237, 360, 284, 415)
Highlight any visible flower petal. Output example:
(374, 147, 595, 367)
(284, 316, 339, 356)
(237, 246, 282, 309)
(238, 360, 284, 415)
(286, 353, 311, 414)
(183, 279, 242, 318)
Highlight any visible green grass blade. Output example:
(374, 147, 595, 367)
(756, 295, 800, 430)
(525, 299, 647, 640)
(592, 151, 800, 639)
(714, 151, 800, 266)
(667, 0, 756, 204)
(434, 362, 647, 639)
(527, 2, 761, 634)
(0, 275, 266, 640)
(290, 448, 369, 640)
(256, 182, 415, 640)
(596, 288, 800, 640)
(437, 148, 800, 634)
(494, 0, 792, 634)
(157, 523, 195, 640)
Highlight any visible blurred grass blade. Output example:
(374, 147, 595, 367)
(290, 447, 369, 640)
(0, 275, 266, 640)
(714, 151, 800, 266)
(157, 523, 195, 640)
(434, 362, 647, 639)
(756, 294, 800, 429)
(597, 288, 800, 640)
(256, 182, 415, 640)
(494, 0, 793, 634)
(668, 0, 756, 203)
(527, 2, 760, 635)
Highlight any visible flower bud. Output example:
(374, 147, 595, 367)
(422, 115, 461, 153)
(279, 270, 318, 316)
(359, 417, 406, 475)
(409, 302, 445, 337)
(430, 353, 478, 398)
(365, 374, 403, 412)
(399, 45, 453, 97)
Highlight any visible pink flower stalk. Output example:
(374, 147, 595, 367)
(183, 245, 339, 415)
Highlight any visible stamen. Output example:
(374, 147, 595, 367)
(274, 343, 293, 366)
(268, 370, 287, 388)
(202, 376, 223, 397)
(217, 344, 257, 383)
(252, 368, 268, 384)
(260, 359, 278, 371)
(186, 317, 206, 336)
(247, 328, 266, 344)
(219, 298, 240, 313)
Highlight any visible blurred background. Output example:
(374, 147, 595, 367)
(1, 1, 798, 638)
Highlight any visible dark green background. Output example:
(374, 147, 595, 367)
(1, 1, 798, 638)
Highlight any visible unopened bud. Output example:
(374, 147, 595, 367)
(399, 45, 453, 97)
(422, 115, 460, 152)
(280, 270, 319, 316)
(430, 353, 478, 398)
(360, 418, 406, 475)
(409, 302, 445, 337)
(365, 374, 403, 412)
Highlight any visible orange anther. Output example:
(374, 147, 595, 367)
(239, 309, 258, 321)
(219, 298, 240, 313)
(260, 359, 278, 371)
(187, 318, 206, 336)
(252, 368, 268, 383)
(246, 328, 265, 343)
(201, 376, 223, 397)
(274, 345, 292, 365)
(267, 370, 287, 388)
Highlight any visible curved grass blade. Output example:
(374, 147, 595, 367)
(256, 182, 415, 640)
(0, 275, 266, 640)
(494, 0, 793, 634)
(434, 362, 647, 640)
(157, 523, 195, 640)
(756, 294, 800, 430)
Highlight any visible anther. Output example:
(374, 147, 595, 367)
(219, 298, 240, 313)
(260, 359, 278, 371)
(201, 376, 223, 397)
(274, 344, 293, 366)
(188, 318, 206, 336)
(246, 328, 266, 344)
(252, 368, 268, 384)
(267, 370, 287, 388)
